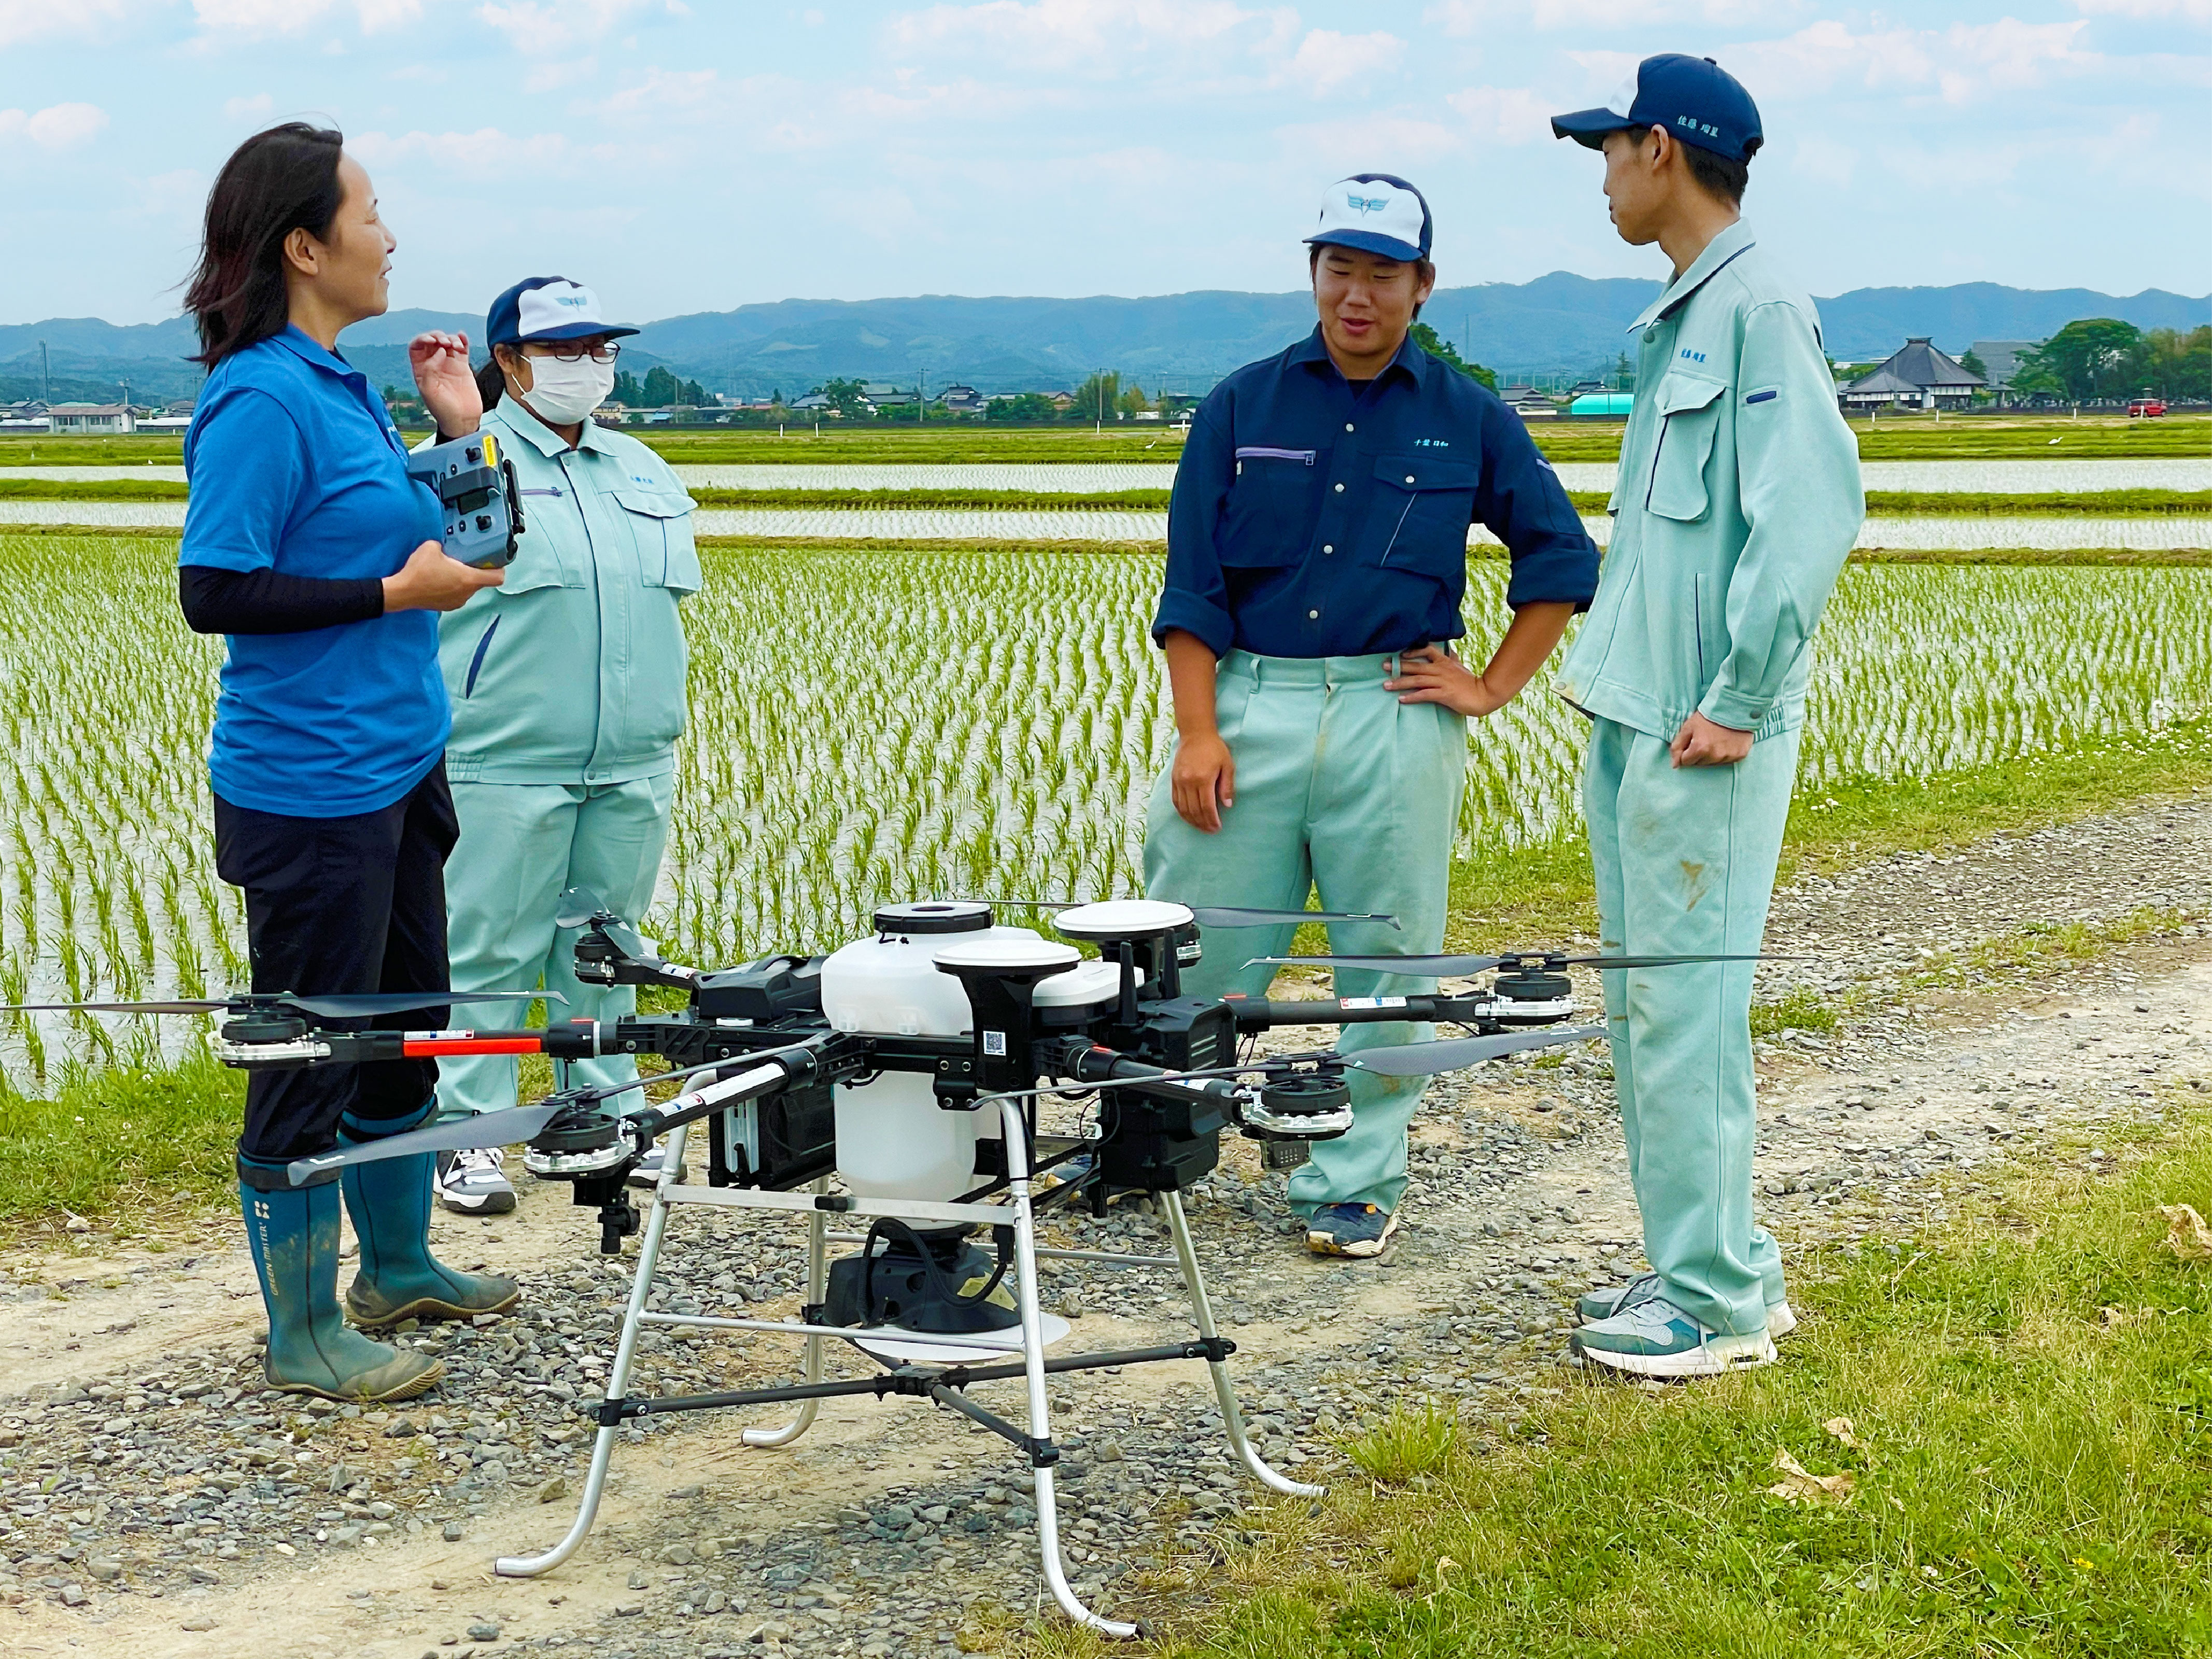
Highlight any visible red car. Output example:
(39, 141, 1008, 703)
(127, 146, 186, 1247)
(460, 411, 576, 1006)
(2129, 398, 2167, 418)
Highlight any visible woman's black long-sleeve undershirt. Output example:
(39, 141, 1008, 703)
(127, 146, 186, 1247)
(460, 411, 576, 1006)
(177, 565, 386, 635)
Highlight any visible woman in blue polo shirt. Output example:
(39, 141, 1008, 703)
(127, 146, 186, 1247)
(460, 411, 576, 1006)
(178, 122, 517, 1402)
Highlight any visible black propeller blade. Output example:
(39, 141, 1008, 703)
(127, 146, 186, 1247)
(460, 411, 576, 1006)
(1348, 1023, 1609, 1077)
(2, 990, 557, 1019)
(286, 1097, 583, 1186)
(555, 884, 654, 960)
(1248, 950, 1783, 976)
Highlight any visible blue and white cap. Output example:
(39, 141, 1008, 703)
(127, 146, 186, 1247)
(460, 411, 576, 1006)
(1551, 54, 1762, 164)
(1304, 173, 1432, 264)
(485, 276, 640, 348)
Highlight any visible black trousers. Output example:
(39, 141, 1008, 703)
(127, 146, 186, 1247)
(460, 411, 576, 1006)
(214, 762, 460, 1162)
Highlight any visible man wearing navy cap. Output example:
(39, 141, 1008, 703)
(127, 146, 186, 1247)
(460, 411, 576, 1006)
(1146, 173, 1600, 1259)
(1549, 58, 1864, 1374)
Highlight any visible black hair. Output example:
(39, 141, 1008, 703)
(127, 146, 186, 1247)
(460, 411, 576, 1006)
(1622, 123, 1751, 206)
(183, 123, 346, 367)
(475, 356, 506, 412)
(1308, 244, 1439, 319)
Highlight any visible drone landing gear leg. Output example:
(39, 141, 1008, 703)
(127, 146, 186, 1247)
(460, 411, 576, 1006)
(1162, 1188, 1326, 1500)
(1002, 1098, 1140, 1641)
(495, 1122, 691, 1579)
(743, 1180, 828, 1449)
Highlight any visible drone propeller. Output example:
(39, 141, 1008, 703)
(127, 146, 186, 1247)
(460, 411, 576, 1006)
(1, 990, 555, 1019)
(555, 884, 655, 959)
(286, 1096, 583, 1187)
(280, 1051, 743, 1186)
(1347, 1023, 1609, 1077)
(1247, 950, 1783, 977)
(970, 897, 1400, 931)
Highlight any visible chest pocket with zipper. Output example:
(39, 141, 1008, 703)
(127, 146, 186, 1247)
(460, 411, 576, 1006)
(610, 487, 703, 592)
(1370, 455, 1478, 573)
(1645, 372, 1728, 523)
(1219, 446, 1325, 567)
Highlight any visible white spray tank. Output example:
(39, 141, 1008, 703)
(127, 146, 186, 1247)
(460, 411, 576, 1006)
(819, 901, 1037, 1200)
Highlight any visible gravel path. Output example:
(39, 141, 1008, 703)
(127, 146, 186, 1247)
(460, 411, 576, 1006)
(4, 791, 2208, 1657)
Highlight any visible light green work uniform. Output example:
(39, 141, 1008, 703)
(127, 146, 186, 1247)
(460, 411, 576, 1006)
(429, 400, 701, 1116)
(1552, 219, 1864, 1336)
(1144, 651, 1468, 1217)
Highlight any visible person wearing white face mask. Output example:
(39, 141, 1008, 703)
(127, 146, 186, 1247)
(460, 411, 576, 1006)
(422, 276, 702, 1213)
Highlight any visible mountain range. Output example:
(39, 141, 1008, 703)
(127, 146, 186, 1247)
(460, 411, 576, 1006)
(4, 277, 2205, 406)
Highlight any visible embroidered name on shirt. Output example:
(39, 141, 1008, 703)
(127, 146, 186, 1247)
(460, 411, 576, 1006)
(1679, 348, 1707, 363)
(1412, 438, 1450, 448)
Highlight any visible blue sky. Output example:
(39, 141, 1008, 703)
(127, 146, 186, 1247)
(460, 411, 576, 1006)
(2, 0, 2206, 327)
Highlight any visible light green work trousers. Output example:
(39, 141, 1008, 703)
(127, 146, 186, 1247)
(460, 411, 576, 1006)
(1583, 716, 1800, 1337)
(439, 774, 674, 1118)
(1144, 650, 1469, 1218)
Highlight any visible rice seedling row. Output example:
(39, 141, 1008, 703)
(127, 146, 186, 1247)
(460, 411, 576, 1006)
(3, 534, 2209, 1082)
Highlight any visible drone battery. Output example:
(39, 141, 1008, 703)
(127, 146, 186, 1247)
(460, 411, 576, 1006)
(708, 1076, 836, 1190)
(1095, 1093, 1223, 1194)
(1128, 997, 1236, 1072)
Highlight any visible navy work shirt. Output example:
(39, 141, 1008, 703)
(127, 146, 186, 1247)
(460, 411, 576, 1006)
(181, 326, 448, 818)
(1154, 328, 1598, 658)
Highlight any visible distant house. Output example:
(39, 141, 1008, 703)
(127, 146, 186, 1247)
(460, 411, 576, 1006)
(1498, 384, 1560, 419)
(939, 384, 987, 415)
(1841, 338, 1985, 412)
(1967, 340, 2040, 394)
(863, 383, 918, 411)
(0, 400, 48, 430)
(788, 392, 832, 412)
(46, 402, 136, 434)
(1047, 391, 1076, 411)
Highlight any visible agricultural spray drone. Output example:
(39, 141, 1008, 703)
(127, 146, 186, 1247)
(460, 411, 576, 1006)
(18, 898, 1762, 1637)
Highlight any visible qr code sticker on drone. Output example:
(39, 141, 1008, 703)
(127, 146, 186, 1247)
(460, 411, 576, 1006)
(983, 1031, 1008, 1057)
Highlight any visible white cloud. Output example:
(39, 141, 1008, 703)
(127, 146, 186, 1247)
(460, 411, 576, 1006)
(1274, 113, 1461, 166)
(194, 0, 336, 33)
(2076, 0, 2212, 18)
(350, 124, 576, 180)
(590, 66, 717, 118)
(0, 102, 110, 149)
(0, 0, 142, 47)
(475, 0, 662, 54)
(1790, 133, 1854, 188)
(886, 0, 1273, 73)
(224, 93, 275, 120)
(1447, 83, 1551, 144)
(1720, 19, 2100, 104)
(1283, 29, 1402, 96)
(1427, 0, 1807, 31)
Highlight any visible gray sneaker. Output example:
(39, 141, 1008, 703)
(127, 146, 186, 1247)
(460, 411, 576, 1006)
(1578, 1272, 1796, 1338)
(436, 1146, 516, 1215)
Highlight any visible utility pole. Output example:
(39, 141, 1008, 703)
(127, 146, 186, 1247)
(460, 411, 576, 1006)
(39, 341, 49, 403)
(1096, 368, 1104, 435)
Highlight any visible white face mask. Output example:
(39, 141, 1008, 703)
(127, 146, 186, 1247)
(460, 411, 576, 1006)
(514, 352, 615, 425)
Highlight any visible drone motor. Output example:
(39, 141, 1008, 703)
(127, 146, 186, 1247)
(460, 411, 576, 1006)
(1240, 1070, 1355, 1170)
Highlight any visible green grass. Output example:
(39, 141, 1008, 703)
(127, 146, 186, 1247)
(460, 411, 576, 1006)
(0, 476, 190, 500)
(0, 1048, 244, 1235)
(4, 414, 2203, 469)
(1152, 1099, 2212, 1658)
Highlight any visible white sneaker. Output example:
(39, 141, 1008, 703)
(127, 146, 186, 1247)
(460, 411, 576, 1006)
(1570, 1294, 1777, 1378)
(436, 1146, 517, 1215)
(625, 1140, 691, 1189)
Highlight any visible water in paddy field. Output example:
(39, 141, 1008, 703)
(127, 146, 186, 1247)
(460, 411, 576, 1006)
(2, 458, 2208, 493)
(4, 537, 2212, 1078)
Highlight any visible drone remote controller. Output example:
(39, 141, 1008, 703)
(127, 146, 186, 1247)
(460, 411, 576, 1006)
(406, 431, 524, 568)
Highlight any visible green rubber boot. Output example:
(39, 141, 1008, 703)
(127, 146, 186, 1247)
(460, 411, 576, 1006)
(239, 1170, 445, 1403)
(340, 1102, 521, 1327)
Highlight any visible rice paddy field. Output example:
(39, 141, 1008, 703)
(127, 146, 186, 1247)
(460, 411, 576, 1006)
(4, 528, 2212, 1086)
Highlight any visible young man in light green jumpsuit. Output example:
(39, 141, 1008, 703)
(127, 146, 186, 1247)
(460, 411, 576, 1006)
(1145, 175, 1599, 1258)
(425, 278, 700, 1213)
(1549, 58, 1863, 1374)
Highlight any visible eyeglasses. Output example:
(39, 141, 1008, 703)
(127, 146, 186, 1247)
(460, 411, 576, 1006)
(527, 342, 622, 364)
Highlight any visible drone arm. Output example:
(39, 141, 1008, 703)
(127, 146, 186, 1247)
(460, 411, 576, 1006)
(1217, 991, 1530, 1031)
(627, 1040, 828, 1141)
